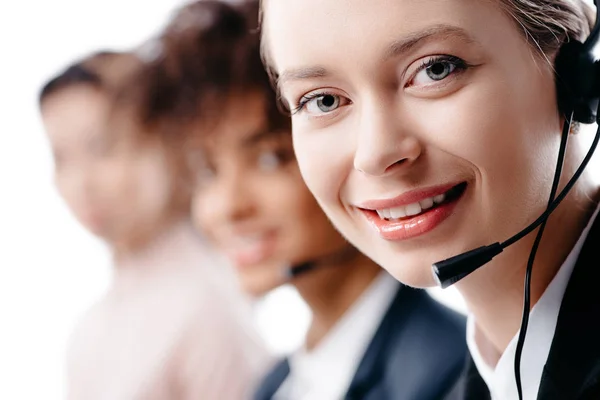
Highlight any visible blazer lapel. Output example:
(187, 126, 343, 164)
(346, 285, 466, 400)
(538, 212, 600, 399)
(444, 355, 490, 400)
(343, 285, 409, 399)
(253, 359, 290, 400)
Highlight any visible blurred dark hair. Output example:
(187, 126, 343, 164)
(126, 0, 289, 138)
(39, 51, 141, 106)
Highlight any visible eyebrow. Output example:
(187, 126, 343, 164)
(241, 128, 288, 148)
(278, 66, 329, 89)
(383, 24, 477, 61)
(276, 24, 478, 89)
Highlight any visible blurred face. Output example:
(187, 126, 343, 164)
(42, 85, 174, 246)
(263, 0, 562, 287)
(191, 94, 348, 296)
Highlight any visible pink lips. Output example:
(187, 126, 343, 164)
(357, 182, 466, 241)
(357, 183, 458, 210)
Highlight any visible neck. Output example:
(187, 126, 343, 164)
(457, 172, 599, 365)
(294, 252, 382, 351)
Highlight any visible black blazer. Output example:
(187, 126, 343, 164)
(445, 212, 600, 400)
(254, 283, 468, 400)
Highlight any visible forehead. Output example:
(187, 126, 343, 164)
(42, 85, 107, 121)
(188, 92, 290, 149)
(264, 0, 509, 75)
(42, 85, 109, 142)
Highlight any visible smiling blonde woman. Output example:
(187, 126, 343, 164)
(260, 0, 600, 399)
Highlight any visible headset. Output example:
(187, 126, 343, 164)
(284, 260, 319, 280)
(432, 2, 600, 398)
(284, 244, 359, 281)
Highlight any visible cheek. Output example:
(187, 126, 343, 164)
(272, 168, 347, 252)
(414, 84, 527, 174)
(293, 123, 352, 208)
(54, 172, 81, 211)
(411, 68, 561, 229)
(271, 161, 328, 223)
(95, 161, 132, 210)
(132, 161, 172, 219)
(445, 74, 557, 192)
(282, 178, 326, 227)
(191, 191, 217, 238)
(103, 153, 173, 224)
(54, 172, 70, 197)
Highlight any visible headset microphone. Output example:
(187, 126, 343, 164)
(431, 3, 600, 399)
(283, 244, 359, 281)
(284, 260, 318, 280)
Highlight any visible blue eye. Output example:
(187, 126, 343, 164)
(425, 61, 456, 81)
(309, 94, 340, 113)
(293, 92, 350, 116)
(410, 55, 469, 87)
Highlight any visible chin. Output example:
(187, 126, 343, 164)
(377, 240, 482, 289)
(385, 262, 439, 289)
(245, 286, 269, 298)
(77, 213, 108, 236)
(82, 223, 108, 240)
(364, 246, 439, 288)
(240, 278, 277, 298)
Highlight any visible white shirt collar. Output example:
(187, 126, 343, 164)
(275, 272, 399, 400)
(467, 203, 600, 400)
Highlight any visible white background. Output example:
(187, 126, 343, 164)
(0, 1, 467, 398)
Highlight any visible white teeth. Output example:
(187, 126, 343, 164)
(390, 207, 406, 219)
(231, 235, 264, 248)
(376, 209, 389, 219)
(419, 197, 434, 210)
(375, 192, 447, 220)
(405, 202, 422, 216)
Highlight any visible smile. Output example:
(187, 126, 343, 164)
(223, 230, 279, 268)
(358, 182, 467, 241)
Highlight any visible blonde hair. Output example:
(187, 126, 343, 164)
(259, 0, 595, 76)
(498, 0, 594, 56)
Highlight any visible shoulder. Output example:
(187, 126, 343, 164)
(382, 288, 468, 396)
(169, 296, 272, 399)
(172, 271, 270, 368)
(64, 293, 114, 379)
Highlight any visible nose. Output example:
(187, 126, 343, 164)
(353, 98, 422, 177)
(207, 168, 256, 223)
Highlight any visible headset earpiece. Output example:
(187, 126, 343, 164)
(554, 1, 600, 124)
(555, 40, 600, 124)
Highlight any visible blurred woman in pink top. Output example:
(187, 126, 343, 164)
(39, 50, 270, 400)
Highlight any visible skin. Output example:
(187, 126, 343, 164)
(42, 84, 182, 258)
(262, 0, 599, 361)
(190, 93, 382, 348)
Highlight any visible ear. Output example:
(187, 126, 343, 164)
(570, 121, 581, 135)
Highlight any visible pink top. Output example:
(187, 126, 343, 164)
(66, 222, 271, 400)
